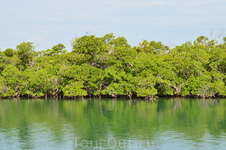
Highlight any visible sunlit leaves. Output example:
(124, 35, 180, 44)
(16, 42, 35, 70)
(0, 35, 226, 98)
(62, 81, 87, 97)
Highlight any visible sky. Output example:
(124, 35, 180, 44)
(1, 0, 226, 51)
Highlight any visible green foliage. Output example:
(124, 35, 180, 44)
(62, 81, 87, 97)
(42, 43, 67, 56)
(4, 48, 14, 57)
(0, 34, 226, 98)
(135, 40, 169, 54)
(16, 42, 35, 70)
(71, 34, 110, 67)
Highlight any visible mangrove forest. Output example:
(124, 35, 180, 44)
(1, 34, 226, 99)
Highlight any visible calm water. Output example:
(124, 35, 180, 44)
(0, 99, 226, 150)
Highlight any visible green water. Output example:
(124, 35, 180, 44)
(0, 99, 226, 150)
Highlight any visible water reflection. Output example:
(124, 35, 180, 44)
(0, 99, 226, 149)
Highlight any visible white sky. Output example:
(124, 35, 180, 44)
(0, 0, 226, 51)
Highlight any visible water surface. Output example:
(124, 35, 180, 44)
(0, 99, 226, 149)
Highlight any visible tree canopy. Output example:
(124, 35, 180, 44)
(1, 34, 226, 99)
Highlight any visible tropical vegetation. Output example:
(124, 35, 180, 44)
(1, 34, 226, 99)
